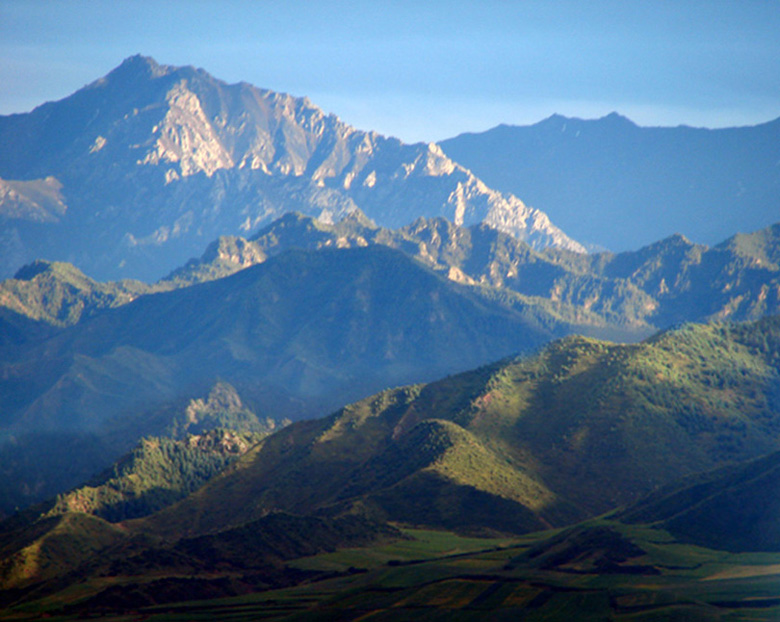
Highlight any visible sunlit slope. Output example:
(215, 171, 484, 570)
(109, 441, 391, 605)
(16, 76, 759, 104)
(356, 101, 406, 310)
(142, 316, 780, 536)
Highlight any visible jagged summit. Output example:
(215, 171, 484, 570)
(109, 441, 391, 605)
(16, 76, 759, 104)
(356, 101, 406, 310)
(337, 208, 377, 228)
(108, 54, 170, 77)
(0, 56, 584, 281)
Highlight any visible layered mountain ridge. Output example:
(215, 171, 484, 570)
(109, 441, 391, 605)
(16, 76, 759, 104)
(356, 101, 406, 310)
(135, 316, 780, 540)
(0, 55, 582, 281)
(0, 242, 588, 514)
(2, 208, 779, 514)
(6, 211, 778, 335)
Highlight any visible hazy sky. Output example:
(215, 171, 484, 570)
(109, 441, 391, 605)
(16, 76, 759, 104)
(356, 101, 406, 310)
(1, 0, 778, 142)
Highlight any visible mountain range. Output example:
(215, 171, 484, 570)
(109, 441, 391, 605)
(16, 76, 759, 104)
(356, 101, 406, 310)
(440, 113, 780, 252)
(2, 316, 780, 616)
(1, 241, 585, 515)
(2, 53, 780, 620)
(5, 210, 779, 335)
(134, 316, 780, 538)
(175, 210, 780, 330)
(0, 55, 581, 282)
(2, 208, 780, 514)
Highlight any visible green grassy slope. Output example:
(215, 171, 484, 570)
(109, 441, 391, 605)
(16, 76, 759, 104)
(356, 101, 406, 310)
(3, 317, 780, 617)
(0, 512, 126, 592)
(0, 244, 578, 514)
(139, 316, 780, 539)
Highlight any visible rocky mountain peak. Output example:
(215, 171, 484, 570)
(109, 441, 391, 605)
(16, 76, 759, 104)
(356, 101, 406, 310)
(109, 54, 170, 79)
(338, 208, 377, 229)
(0, 56, 584, 280)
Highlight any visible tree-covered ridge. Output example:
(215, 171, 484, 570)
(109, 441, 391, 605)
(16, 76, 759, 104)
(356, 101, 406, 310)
(0, 260, 160, 326)
(0, 245, 571, 515)
(139, 316, 780, 538)
(0, 382, 280, 518)
(2, 317, 780, 616)
(44, 429, 265, 523)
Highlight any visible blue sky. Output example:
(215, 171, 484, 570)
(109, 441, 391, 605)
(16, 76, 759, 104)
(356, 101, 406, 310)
(1, 0, 778, 142)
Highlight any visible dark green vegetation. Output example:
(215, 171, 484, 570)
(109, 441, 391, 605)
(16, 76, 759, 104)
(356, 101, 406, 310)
(2, 317, 780, 618)
(0, 509, 400, 613)
(622, 449, 780, 553)
(1, 208, 777, 518)
(3, 54, 779, 621)
(4, 519, 780, 620)
(2, 208, 777, 512)
(135, 317, 780, 540)
(243, 522, 780, 621)
(2, 242, 606, 514)
(0, 260, 157, 327)
(0, 382, 275, 517)
(41, 428, 264, 523)
(440, 113, 780, 251)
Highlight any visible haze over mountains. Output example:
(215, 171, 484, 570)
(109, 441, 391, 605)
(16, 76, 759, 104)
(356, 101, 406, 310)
(0, 240, 576, 515)
(2, 53, 780, 620)
(2, 208, 779, 515)
(441, 113, 780, 251)
(136, 317, 780, 538)
(3, 55, 776, 285)
(5, 210, 779, 336)
(0, 55, 580, 282)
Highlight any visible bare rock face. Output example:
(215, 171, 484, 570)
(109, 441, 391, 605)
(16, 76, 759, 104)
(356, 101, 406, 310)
(0, 177, 66, 222)
(0, 55, 583, 281)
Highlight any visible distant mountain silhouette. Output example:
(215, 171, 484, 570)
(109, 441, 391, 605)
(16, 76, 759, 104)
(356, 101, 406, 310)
(440, 113, 780, 251)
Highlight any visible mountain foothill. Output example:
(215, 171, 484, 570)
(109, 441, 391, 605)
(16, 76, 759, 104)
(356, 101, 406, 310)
(1, 55, 780, 619)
